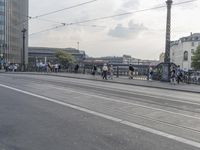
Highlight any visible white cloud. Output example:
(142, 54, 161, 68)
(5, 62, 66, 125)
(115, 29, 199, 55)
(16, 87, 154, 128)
(29, 0, 200, 60)
(122, 0, 140, 9)
(108, 20, 147, 38)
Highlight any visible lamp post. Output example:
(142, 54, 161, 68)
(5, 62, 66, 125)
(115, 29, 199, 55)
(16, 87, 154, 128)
(22, 28, 27, 72)
(162, 0, 173, 82)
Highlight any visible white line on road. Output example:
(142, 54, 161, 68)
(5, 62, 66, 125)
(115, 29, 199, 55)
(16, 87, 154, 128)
(52, 86, 200, 120)
(0, 83, 200, 148)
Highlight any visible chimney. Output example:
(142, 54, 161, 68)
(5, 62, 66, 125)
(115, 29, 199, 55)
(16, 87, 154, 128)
(190, 32, 193, 36)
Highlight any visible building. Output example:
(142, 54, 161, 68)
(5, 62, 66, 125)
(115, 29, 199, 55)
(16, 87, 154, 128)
(84, 56, 124, 65)
(0, 0, 28, 65)
(84, 55, 159, 67)
(170, 33, 200, 71)
(28, 47, 86, 66)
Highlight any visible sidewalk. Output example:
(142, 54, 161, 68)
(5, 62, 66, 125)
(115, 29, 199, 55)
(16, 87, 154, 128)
(2, 72, 200, 93)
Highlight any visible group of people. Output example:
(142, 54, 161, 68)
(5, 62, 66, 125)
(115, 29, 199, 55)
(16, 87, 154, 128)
(91, 64, 136, 80)
(37, 62, 61, 73)
(92, 64, 114, 80)
(170, 65, 183, 85)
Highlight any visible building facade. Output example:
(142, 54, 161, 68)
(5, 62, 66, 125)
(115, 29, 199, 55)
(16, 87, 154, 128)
(0, 0, 28, 65)
(28, 47, 86, 66)
(170, 33, 200, 71)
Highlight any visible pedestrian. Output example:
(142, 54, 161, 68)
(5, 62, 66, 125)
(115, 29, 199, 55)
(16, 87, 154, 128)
(58, 64, 61, 72)
(176, 65, 182, 84)
(149, 68, 153, 81)
(74, 64, 79, 73)
(128, 64, 134, 79)
(108, 65, 114, 80)
(102, 63, 108, 80)
(170, 68, 176, 85)
(92, 65, 97, 78)
(48, 62, 52, 72)
(55, 63, 59, 73)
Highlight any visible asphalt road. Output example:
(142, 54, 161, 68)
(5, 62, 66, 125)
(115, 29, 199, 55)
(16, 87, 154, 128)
(0, 73, 200, 150)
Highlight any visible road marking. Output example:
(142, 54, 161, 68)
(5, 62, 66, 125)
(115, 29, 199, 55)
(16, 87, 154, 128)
(52, 86, 200, 120)
(0, 83, 200, 148)
(22, 74, 200, 105)
(4, 73, 200, 104)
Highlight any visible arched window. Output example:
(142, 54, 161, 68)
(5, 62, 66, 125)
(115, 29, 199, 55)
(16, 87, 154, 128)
(183, 51, 188, 61)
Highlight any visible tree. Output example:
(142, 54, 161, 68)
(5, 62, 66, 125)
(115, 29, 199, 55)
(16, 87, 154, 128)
(192, 45, 200, 70)
(55, 51, 75, 68)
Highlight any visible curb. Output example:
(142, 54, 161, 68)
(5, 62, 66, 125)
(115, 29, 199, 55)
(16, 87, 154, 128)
(1, 72, 200, 94)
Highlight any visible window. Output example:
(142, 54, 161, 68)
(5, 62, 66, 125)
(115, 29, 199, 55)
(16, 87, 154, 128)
(183, 51, 188, 61)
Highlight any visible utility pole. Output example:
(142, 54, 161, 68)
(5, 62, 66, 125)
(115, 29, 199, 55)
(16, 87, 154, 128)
(22, 28, 27, 72)
(162, 0, 173, 82)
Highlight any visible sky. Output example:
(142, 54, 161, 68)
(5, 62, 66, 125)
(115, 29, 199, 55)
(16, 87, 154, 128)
(29, 0, 200, 60)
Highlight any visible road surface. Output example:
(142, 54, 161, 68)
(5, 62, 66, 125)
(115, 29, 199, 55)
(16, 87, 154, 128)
(0, 73, 200, 150)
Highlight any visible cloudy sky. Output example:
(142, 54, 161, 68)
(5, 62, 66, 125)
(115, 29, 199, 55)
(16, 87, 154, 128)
(29, 0, 200, 60)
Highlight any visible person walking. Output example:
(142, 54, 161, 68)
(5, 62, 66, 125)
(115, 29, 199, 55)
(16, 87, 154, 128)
(74, 64, 79, 73)
(47, 62, 52, 72)
(55, 63, 59, 73)
(128, 64, 134, 79)
(170, 68, 176, 85)
(108, 65, 114, 80)
(92, 65, 97, 78)
(102, 63, 108, 80)
(176, 65, 182, 84)
(149, 68, 153, 81)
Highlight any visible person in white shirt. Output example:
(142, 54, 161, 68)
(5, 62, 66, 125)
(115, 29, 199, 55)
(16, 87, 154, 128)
(102, 64, 108, 80)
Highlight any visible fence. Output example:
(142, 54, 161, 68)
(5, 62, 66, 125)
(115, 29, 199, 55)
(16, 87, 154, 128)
(19, 63, 200, 85)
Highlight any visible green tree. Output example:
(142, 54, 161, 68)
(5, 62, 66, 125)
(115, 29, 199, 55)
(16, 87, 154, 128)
(55, 51, 75, 67)
(192, 45, 200, 70)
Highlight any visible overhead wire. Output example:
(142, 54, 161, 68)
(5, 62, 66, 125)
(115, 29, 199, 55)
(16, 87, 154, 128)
(31, 18, 106, 28)
(29, 0, 198, 36)
(15, 0, 99, 26)
(31, 0, 98, 19)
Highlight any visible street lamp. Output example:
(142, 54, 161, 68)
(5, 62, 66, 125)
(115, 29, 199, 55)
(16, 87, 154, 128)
(22, 28, 27, 72)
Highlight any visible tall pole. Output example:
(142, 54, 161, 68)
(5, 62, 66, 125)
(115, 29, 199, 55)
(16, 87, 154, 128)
(162, 0, 173, 82)
(164, 0, 172, 64)
(22, 28, 27, 72)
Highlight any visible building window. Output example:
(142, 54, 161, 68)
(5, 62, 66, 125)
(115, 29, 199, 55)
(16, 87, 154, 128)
(183, 51, 188, 61)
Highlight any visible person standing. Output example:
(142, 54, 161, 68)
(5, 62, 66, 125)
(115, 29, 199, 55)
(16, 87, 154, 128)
(102, 64, 108, 80)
